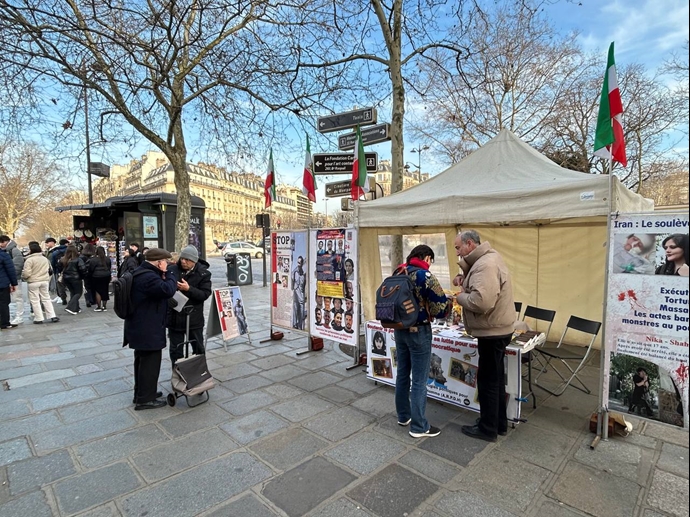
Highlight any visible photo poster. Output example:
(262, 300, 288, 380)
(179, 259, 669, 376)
(364, 321, 522, 421)
(211, 286, 249, 341)
(309, 228, 359, 346)
(605, 211, 689, 428)
(188, 214, 202, 256)
(270, 231, 309, 333)
(143, 215, 158, 238)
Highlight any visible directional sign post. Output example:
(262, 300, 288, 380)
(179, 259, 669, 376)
(317, 107, 377, 134)
(325, 180, 352, 198)
(338, 123, 391, 150)
(313, 152, 378, 175)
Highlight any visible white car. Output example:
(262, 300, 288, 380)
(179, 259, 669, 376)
(222, 241, 265, 259)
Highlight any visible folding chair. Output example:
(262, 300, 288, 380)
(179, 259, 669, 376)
(534, 315, 602, 396)
(514, 301, 523, 319)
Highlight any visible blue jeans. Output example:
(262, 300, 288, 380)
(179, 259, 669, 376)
(394, 324, 432, 434)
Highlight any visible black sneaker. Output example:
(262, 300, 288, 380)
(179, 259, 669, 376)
(1, 324, 18, 330)
(409, 425, 441, 438)
(33, 320, 44, 324)
(51, 317, 60, 323)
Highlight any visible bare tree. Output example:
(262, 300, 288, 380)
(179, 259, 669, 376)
(0, 141, 68, 236)
(22, 191, 87, 243)
(0, 0, 340, 250)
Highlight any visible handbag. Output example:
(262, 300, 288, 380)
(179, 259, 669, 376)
(174, 354, 212, 390)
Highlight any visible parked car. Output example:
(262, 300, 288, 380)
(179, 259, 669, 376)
(255, 237, 271, 254)
(222, 241, 265, 259)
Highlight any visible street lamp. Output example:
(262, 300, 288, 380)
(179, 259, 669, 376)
(410, 145, 429, 182)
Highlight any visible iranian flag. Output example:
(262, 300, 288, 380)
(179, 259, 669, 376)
(350, 126, 369, 200)
(593, 42, 627, 167)
(302, 135, 316, 202)
(264, 148, 276, 208)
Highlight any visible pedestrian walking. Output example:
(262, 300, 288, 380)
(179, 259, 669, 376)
(21, 242, 60, 324)
(0, 235, 25, 325)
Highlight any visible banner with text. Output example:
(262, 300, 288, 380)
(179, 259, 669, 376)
(605, 211, 688, 428)
(309, 228, 359, 346)
(211, 287, 248, 341)
(270, 231, 309, 333)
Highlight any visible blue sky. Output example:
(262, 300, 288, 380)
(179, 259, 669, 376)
(76, 0, 688, 215)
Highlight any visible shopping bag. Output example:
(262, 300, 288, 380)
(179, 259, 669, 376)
(174, 354, 212, 390)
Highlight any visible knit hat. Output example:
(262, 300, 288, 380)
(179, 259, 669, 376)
(179, 245, 199, 263)
(144, 248, 172, 261)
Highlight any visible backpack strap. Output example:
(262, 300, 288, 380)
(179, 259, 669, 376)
(400, 265, 431, 322)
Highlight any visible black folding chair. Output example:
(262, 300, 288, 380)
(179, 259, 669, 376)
(534, 315, 602, 396)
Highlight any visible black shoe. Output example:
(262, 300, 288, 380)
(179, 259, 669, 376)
(1, 324, 18, 330)
(51, 317, 60, 323)
(133, 391, 163, 404)
(476, 418, 507, 436)
(462, 424, 497, 442)
(134, 398, 167, 410)
(33, 320, 44, 324)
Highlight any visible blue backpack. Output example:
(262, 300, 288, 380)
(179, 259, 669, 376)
(375, 266, 421, 329)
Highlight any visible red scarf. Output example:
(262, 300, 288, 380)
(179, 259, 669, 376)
(407, 257, 429, 270)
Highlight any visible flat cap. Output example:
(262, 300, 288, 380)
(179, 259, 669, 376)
(144, 248, 173, 261)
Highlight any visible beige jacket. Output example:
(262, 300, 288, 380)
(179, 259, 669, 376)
(21, 252, 52, 284)
(457, 241, 515, 337)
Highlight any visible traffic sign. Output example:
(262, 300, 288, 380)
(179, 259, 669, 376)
(313, 152, 378, 174)
(338, 123, 390, 150)
(317, 107, 377, 134)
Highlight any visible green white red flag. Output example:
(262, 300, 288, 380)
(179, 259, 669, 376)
(302, 135, 316, 202)
(593, 42, 627, 167)
(350, 126, 369, 200)
(264, 148, 276, 208)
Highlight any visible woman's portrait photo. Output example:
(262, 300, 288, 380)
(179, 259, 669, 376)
(371, 330, 387, 356)
(656, 233, 689, 276)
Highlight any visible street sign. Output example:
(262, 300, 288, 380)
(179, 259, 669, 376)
(325, 180, 352, 198)
(338, 123, 391, 150)
(341, 198, 354, 211)
(88, 162, 110, 178)
(313, 152, 378, 174)
(317, 107, 377, 134)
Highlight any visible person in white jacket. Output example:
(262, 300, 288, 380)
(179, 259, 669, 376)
(21, 242, 60, 324)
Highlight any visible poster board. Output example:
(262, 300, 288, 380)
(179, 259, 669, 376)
(309, 228, 359, 346)
(364, 321, 523, 422)
(270, 231, 309, 332)
(604, 211, 689, 428)
(207, 286, 249, 342)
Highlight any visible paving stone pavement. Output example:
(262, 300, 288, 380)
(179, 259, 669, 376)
(1, 256, 688, 517)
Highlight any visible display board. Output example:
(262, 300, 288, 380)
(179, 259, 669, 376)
(309, 228, 359, 346)
(365, 321, 524, 422)
(604, 211, 689, 428)
(209, 286, 248, 341)
(271, 231, 309, 332)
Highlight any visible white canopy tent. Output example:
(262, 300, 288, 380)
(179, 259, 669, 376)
(355, 129, 654, 346)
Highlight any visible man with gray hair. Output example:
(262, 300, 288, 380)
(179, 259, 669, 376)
(452, 230, 515, 442)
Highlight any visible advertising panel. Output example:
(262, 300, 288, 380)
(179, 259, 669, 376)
(270, 231, 309, 332)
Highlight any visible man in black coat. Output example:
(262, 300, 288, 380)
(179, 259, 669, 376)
(124, 248, 177, 410)
(167, 245, 212, 364)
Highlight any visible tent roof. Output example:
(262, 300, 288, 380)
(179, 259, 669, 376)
(356, 129, 652, 228)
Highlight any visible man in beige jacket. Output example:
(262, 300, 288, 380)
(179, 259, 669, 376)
(452, 230, 515, 442)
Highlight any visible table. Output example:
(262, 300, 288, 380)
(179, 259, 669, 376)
(365, 321, 539, 424)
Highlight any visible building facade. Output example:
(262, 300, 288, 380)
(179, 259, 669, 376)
(374, 159, 429, 197)
(93, 151, 313, 252)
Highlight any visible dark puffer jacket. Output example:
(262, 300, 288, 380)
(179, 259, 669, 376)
(166, 259, 212, 331)
(62, 257, 87, 281)
(123, 262, 177, 350)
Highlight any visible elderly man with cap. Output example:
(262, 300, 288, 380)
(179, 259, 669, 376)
(124, 248, 177, 410)
(613, 233, 656, 275)
(166, 245, 212, 364)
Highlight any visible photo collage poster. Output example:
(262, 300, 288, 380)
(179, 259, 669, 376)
(270, 231, 309, 333)
(364, 321, 523, 421)
(213, 286, 248, 341)
(605, 211, 689, 428)
(309, 228, 359, 346)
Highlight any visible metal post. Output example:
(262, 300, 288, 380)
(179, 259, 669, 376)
(84, 85, 93, 204)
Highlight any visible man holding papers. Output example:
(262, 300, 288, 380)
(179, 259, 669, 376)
(167, 246, 212, 365)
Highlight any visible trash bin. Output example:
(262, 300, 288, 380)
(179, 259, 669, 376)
(226, 252, 253, 286)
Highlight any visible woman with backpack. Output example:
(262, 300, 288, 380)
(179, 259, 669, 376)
(61, 246, 87, 315)
(80, 243, 96, 307)
(88, 246, 112, 311)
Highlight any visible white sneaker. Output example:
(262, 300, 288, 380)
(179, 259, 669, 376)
(10, 319, 22, 325)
